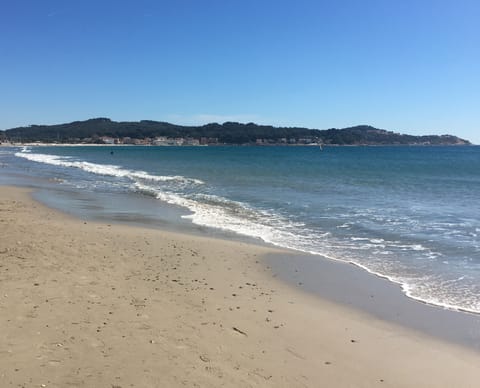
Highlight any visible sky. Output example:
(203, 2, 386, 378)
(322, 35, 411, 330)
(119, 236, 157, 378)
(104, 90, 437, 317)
(0, 0, 479, 143)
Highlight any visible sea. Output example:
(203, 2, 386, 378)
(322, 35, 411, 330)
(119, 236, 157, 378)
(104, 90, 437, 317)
(1, 145, 479, 314)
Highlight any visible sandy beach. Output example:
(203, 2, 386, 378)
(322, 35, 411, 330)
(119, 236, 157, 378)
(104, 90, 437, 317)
(1, 185, 480, 387)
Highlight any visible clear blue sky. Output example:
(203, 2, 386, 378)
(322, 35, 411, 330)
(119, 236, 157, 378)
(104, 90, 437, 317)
(1, 0, 479, 143)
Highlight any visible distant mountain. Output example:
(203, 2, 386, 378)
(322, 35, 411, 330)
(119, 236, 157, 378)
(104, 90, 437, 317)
(0, 118, 471, 146)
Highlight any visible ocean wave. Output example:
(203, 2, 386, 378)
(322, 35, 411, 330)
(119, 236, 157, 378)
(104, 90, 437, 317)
(133, 181, 319, 253)
(15, 150, 204, 186)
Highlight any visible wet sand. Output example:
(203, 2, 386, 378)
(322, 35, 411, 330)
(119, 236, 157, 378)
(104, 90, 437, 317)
(1, 186, 480, 387)
(266, 252, 480, 351)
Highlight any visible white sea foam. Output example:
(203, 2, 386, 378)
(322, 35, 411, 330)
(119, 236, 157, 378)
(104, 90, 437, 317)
(133, 181, 326, 262)
(15, 150, 204, 186)
(350, 237, 370, 241)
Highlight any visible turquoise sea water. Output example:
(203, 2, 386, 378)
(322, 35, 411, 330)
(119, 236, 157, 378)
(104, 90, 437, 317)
(2, 145, 480, 313)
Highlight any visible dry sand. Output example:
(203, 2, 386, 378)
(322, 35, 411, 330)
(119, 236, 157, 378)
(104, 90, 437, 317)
(1, 186, 479, 387)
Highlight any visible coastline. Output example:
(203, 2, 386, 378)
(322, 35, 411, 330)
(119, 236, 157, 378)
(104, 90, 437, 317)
(1, 142, 477, 147)
(1, 185, 480, 387)
(265, 252, 480, 351)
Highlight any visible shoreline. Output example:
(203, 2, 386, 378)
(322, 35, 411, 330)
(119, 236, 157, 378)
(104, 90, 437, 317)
(40, 177, 480, 338)
(30, 178, 480, 319)
(265, 252, 480, 351)
(1, 185, 480, 387)
(7, 174, 480, 342)
(30, 177, 480, 321)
